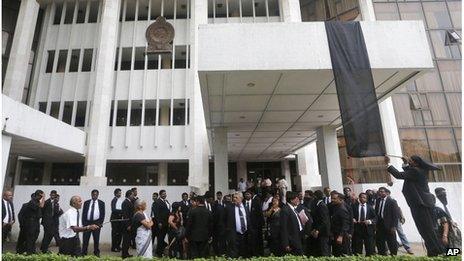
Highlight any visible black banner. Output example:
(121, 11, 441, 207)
(325, 21, 386, 157)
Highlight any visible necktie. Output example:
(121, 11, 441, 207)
(380, 199, 385, 218)
(246, 202, 250, 212)
(90, 200, 95, 221)
(360, 204, 365, 221)
(238, 207, 246, 234)
(7, 202, 12, 223)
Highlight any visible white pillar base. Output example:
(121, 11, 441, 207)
(316, 126, 343, 192)
(80, 176, 107, 187)
(296, 142, 322, 191)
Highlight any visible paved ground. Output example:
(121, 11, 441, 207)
(3, 241, 427, 258)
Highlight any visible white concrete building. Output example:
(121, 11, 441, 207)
(2, 0, 460, 244)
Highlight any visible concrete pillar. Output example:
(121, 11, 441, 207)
(358, 0, 376, 22)
(3, 0, 39, 102)
(188, 0, 209, 194)
(13, 160, 22, 187)
(237, 161, 247, 186)
(296, 142, 322, 191)
(42, 162, 53, 185)
(213, 128, 229, 194)
(281, 159, 292, 187)
(279, 0, 301, 22)
(160, 105, 170, 126)
(82, 0, 121, 187)
(316, 126, 343, 192)
(2, 135, 12, 187)
(158, 162, 168, 186)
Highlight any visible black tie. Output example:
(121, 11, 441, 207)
(360, 204, 366, 221)
(7, 202, 12, 223)
(90, 200, 95, 221)
(246, 202, 250, 212)
(238, 207, 246, 234)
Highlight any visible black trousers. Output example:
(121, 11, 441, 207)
(268, 235, 283, 256)
(121, 226, 133, 257)
(212, 231, 226, 256)
(111, 218, 123, 250)
(59, 236, 81, 257)
(251, 227, 264, 256)
(376, 220, 398, 255)
(40, 224, 60, 252)
(156, 227, 168, 256)
(410, 206, 445, 256)
(151, 218, 158, 245)
(352, 226, 375, 256)
(331, 235, 350, 257)
(228, 232, 251, 258)
(2, 224, 12, 242)
(82, 225, 101, 256)
(190, 240, 209, 258)
(16, 222, 40, 254)
(308, 236, 330, 257)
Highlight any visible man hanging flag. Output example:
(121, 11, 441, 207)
(325, 21, 386, 157)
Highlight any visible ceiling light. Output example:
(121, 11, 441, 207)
(235, 134, 240, 137)
(239, 116, 246, 119)
(247, 82, 255, 87)
(317, 115, 324, 118)
(297, 132, 301, 135)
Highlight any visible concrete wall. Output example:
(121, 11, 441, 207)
(352, 182, 462, 243)
(198, 21, 433, 71)
(10, 185, 191, 244)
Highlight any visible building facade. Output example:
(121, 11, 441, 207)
(2, 0, 460, 243)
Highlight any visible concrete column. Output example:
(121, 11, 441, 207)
(237, 161, 247, 186)
(379, 98, 403, 170)
(13, 160, 22, 187)
(3, 0, 39, 102)
(2, 135, 12, 186)
(188, 0, 209, 194)
(158, 162, 168, 186)
(160, 105, 170, 125)
(42, 162, 53, 185)
(281, 159, 291, 187)
(316, 126, 343, 192)
(213, 128, 229, 194)
(296, 142, 322, 191)
(82, 0, 121, 187)
(279, 0, 301, 22)
(358, 0, 376, 22)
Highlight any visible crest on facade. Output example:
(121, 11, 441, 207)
(145, 16, 175, 54)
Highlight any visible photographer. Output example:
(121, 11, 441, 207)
(16, 190, 45, 254)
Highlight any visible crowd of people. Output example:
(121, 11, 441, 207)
(1, 155, 461, 258)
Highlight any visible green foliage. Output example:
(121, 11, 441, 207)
(2, 253, 461, 261)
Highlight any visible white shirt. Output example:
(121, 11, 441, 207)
(59, 207, 81, 238)
(289, 204, 303, 231)
(234, 204, 248, 234)
(87, 199, 100, 221)
(3, 199, 12, 223)
(238, 181, 247, 192)
(358, 203, 372, 224)
(324, 196, 331, 205)
(379, 198, 386, 218)
(115, 197, 123, 210)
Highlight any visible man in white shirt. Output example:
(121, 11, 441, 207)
(59, 196, 99, 256)
(238, 178, 247, 192)
(2, 190, 15, 244)
(82, 190, 105, 257)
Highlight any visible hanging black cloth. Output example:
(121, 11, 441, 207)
(325, 21, 386, 157)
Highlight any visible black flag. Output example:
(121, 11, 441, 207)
(325, 21, 386, 157)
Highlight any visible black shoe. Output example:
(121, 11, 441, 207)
(122, 254, 133, 258)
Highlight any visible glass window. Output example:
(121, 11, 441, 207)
(447, 1, 461, 29)
(150, 0, 163, 19)
(116, 100, 128, 126)
(228, 162, 237, 190)
(427, 93, 451, 126)
(45, 50, 55, 73)
(229, 0, 241, 18)
(53, 2, 63, 25)
(130, 100, 142, 126)
(51, 163, 83, 185)
(39, 102, 47, 113)
(147, 52, 159, 69)
(429, 30, 461, 59)
(134, 47, 145, 70)
(398, 3, 424, 21)
(64, 1, 76, 24)
(399, 128, 431, 161)
(445, 93, 461, 126)
(144, 100, 157, 126)
(422, 2, 452, 29)
(173, 99, 186, 125)
(76, 0, 87, 24)
(168, 162, 189, 185)
(177, 0, 189, 19)
(88, 0, 100, 23)
(373, 3, 399, 21)
(138, 0, 150, 20)
(62, 101, 73, 124)
(414, 69, 442, 92)
(120, 47, 132, 71)
(81, 49, 93, 72)
(125, 0, 136, 21)
(20, 161, 44, 185)
(106, 163, 159, 185)
(75, 101, 87, 127)
(50, 102, 60, 118)
(158, 99, 170, 126)
(392, 94, 415, 127)
(437, 61, 461, 91)
(426, 128, 460, 163)
(69, 49, 80, 72)
(174, 46, 188, 68)
(56, 50, 68, 73)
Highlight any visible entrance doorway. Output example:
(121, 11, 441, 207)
(246, 162, 282, 185)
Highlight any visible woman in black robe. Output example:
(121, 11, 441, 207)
(384, 155, 445, 256)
